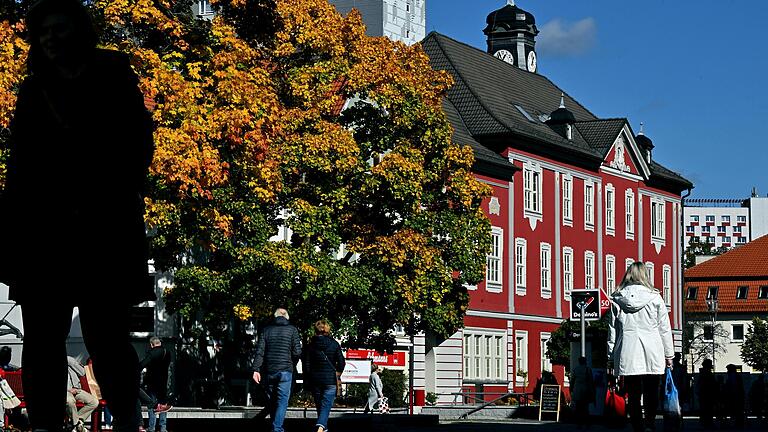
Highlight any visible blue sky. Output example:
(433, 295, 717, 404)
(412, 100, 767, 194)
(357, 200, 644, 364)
(427, 0, 768, 199)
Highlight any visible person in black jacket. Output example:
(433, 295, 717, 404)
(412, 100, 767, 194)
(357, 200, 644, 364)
(0, 1, 154, 430)
(252, 308, 302, 432)
(304, 320, 345, 432)
(139, 337, 172, 432)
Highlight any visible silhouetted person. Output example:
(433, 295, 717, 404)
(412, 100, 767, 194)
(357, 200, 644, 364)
(697, 359, 716, 428)
(0, 0, 154, 430)
(138, 337, 172, 432)
(0, 346, 19, 371)
(749, 373, 766, 421)
(570, 356, 595, 429)
(724, 364, 744, 428)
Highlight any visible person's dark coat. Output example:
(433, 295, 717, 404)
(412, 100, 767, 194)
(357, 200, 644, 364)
(304, 335, 345, 387)
(252, 316, 302, 376)
(0, 48, 154, 305)
(139, 345, 171, 399)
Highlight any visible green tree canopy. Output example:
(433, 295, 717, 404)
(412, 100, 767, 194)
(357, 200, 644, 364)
(741, 317, 768, 372)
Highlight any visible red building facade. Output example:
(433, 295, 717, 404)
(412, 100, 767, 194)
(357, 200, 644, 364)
(416, 3, 692, 403)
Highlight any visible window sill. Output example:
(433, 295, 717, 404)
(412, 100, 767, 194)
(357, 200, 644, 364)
(486, 284, 503, 293)
(585, 224, 595, 232)
(515, 288, 527, 296)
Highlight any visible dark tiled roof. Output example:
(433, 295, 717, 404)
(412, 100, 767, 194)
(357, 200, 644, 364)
(421, 31, 693, 192)
(648, 161, 693, 190)
(574, 118, 627, 156)
(686, 234, 768, 280)
(684, 280, 768, 314)
(444, 98, 517, 180)
(422, 32, 601, 159)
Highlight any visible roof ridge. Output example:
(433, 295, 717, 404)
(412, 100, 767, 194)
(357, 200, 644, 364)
(575, 118, 627, 124)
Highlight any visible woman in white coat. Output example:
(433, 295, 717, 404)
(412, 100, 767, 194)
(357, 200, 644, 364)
(607, 262, 674, 432)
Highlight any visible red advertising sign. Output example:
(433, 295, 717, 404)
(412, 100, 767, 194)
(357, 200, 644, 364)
(345, 349, 406, 367)
(599, 288, 611, 316)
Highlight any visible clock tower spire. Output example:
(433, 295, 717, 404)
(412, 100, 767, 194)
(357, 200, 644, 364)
(483, 2, 539, 73)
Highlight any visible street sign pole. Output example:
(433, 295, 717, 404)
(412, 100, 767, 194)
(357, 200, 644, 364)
(579, 302, 587, 357)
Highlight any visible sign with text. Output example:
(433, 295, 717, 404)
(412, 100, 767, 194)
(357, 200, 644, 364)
(570, 289, 601, 321)
(346, 349, 406, 367)
(340, 359, 372, 383)
(538, 384, 561, 421)
(599, 288, 612, 316)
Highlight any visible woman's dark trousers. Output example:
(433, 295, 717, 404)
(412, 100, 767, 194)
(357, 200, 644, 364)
(21, 302, 141, 432)
(625, 374, 661, 432)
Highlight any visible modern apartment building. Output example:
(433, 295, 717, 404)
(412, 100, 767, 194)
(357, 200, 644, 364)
(329, 0, 426, 45)
(684, 190, 768, 250)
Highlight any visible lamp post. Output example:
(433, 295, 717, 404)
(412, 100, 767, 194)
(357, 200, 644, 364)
(706, 298, 719, 371)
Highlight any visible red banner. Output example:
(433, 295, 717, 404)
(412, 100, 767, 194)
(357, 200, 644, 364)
(345, 349, 406, 367)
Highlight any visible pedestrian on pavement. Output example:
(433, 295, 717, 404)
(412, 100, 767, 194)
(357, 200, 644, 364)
(570, 356, 595, 429)
(748, 372, 765, 421)
(0, 0, 155, 430)
(696, 358, 716, 428)
(304, 320, 345, 432)
(139, 337, 173, 432)
(364, 364, 384, 414)
(724, 364, 745, 428)
(66, 355, 99, 432)
(607, 262, 674, 432)
(252, 308, 302, 432)
(0, 347, 19, 372)
(670, 353, 688, 409)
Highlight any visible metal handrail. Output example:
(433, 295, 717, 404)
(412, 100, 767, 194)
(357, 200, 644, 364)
(457, 391, 531, 419)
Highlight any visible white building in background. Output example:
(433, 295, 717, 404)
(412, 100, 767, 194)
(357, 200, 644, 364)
(683, 189, 768, 250)
(329, 0, 426, 45)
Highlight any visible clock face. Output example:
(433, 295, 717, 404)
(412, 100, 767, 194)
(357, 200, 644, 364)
(527, 50, 537, 72)
(494, 49, 514, 65)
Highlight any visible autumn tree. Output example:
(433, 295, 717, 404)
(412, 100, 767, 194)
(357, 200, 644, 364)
(741, 317, 768, 372)
(1, 0, 491, 357)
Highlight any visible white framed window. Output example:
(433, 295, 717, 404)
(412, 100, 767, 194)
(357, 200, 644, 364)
(690, 215, 699, 223)
(515, 331, 528, 383)
(486, 227, 504, 292)
(540, 333, 552, 373)
(625, 189, 635, 239)
(707, 237, 715, 244)
(651, 199, 665, 242)
(686, 226, 695, 233)
(717, 226, 726, 233)
(584, 251, 595, 289)
(515, 238, 527, 295)
(705, 215, 715, 223)
(663, 265, 671, 305)
(197, 0, 214, 15)
(523, 163, 542, 216)
(625, 258, 634, 270)
(721, 215, 731, 223)
(584, 181, 594, 230)
(605, 184, 615, 236)
(540, 243, 552, 299)
(562, 247, 574, 299)
(701, 226, 711, 233)
(733, 226, 742, 233)
(646, 262, 655, 287)
(723, 236, 731, 244)
(562, 175, 573, 225)
(737, 215, 747, 223)
(738, 237, 747, 244)
(606, 255, 616, 293)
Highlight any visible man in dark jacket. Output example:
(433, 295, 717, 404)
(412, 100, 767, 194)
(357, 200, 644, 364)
(252, 308, 302, 432)
(139, 337, 172, 432)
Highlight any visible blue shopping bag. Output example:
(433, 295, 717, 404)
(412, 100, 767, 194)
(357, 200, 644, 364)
(663, 367, 681, 415)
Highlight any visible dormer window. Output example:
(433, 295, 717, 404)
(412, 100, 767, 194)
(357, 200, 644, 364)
(566, 124, 573, 140)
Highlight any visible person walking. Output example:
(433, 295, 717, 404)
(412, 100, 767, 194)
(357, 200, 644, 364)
(364, 364, 384, 413)
(138, 337, 172, 432)
(251, 308, 302, 432)
(607, 262, 674, 432)
(66, 356, 99, 432)
(0, 0, 155, 430)
(696, 358, 716, 428)
(724, 364, 745, 428)
(303, 320, 345, 432)
(748, 372, 765, 421)
(570, 356, 595, 429)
